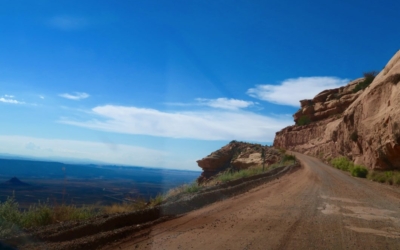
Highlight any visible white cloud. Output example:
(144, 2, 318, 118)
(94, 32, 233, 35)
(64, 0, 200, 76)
(166, 98, 256, 110)
(247, 77, 349, 107)
(195, 98, 255, 110)
(0, 95, 24, 104)
(59, 105, 293, 142)
(59, 92, 89, 100)
(0, 135, 168, 168)
(48, 16, 88, 30)
(0, 98, 19, 104)
(39, 95, 45, 99)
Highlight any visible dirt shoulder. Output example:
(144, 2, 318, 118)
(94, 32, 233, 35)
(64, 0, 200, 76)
(103, 152, 400, 250)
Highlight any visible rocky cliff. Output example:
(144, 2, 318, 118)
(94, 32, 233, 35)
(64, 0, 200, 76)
(196, 141, 282, 182)
(274, 50, 400, 170)
(293, 78, 363, 124)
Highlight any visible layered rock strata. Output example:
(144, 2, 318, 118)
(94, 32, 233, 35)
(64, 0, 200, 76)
(274, 50, 400, 170)
(294, 78, 362, 124)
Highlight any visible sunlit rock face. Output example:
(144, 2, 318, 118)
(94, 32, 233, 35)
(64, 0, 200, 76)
(274, 50, 400, 170)
(293, 78, 362, 124)
(196, 141, 281, 183)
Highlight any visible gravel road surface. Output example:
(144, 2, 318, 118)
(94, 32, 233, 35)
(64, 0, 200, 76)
(103, 152, 400, 250)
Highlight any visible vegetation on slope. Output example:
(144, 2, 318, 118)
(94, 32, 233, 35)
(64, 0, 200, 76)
(330, 156, 400, 184)
(296, 115, 311, 126)
(330, 157, 368, 178)
(367, 171, 400, 185)
(352, 71, 377, 93)
(0, 197, 98, 237)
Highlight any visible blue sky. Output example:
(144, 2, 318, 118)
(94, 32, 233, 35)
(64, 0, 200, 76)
(0, 0, 399, 170)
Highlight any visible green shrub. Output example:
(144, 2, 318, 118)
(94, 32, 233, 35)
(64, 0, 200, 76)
(283, 154, 296, 162)
(330, 157, 354, 171)
(385, 171, 393, 178)
(0, 196, 21, 223)
(353, 71, 377, 93)
(393, 173, 400, 185)
(22, 203, 53, 227)
(297, 115, 311, 126)
(330, 157, 370, 178)
(367, 170, 400, 185)
(0, 196, 22, 237)
(368, 171, 386, 183)
(351, 166, 368, 178)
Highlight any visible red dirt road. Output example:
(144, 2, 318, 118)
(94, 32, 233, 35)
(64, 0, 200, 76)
(103, 152, 400, 250)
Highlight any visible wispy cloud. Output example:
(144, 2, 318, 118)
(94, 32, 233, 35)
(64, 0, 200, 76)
(48, 15, 88, 30)
(247, 77, 349, 107)
(196, 98, 255, 110)
(39, 95, 45, 99)
(0, 95, 24, 104)
(59, 92, 89, 100)
(166, 98, 256, 110)
(59, 105, 293, 142)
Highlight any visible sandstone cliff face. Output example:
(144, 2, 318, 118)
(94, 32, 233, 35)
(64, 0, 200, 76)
(274, 50, 400, 170)
(294, 78, 362, 124)
(196, 141, 281, 182)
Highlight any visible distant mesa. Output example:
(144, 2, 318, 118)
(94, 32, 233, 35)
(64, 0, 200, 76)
(3, 177, 29, 186)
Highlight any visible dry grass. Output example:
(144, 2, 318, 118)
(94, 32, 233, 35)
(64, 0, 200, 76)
(367, 171, 400, 185)
(102, 200, 147, 214)
(0, 197, 99, 237)
(164, 182, 201, 198)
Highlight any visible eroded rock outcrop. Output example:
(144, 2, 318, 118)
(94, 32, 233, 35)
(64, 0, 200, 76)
(294, 78, 363, 124)
(274, 50, 400, 170)
(196, 141, 281, 182)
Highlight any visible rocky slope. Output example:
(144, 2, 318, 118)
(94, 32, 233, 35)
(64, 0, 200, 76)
(274, 50, 400, 170)
(196, 141, 282, 182)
